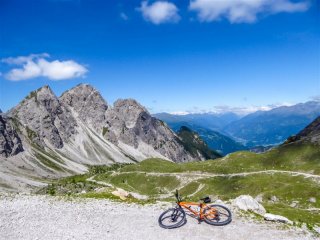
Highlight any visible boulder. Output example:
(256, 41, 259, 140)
(264, 213, 293, 225)
(309, 197, 316, 203)
(270, 196, 278, 202)
(112, 188, 130, 200)
(290, 201, 299, 208)
(255, 194, 263, 203)
(232, 195, 266, 215)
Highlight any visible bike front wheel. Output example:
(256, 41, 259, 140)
(203, 204, 232, 226)
(158, 207, 186, 229)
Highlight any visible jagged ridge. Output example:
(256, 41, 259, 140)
(0, 84, 217, 191)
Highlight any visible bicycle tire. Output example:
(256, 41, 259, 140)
(203, 204, 232, 226)
(158, 207, 186, 229)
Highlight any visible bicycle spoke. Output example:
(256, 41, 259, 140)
(159, 208, 186, 229)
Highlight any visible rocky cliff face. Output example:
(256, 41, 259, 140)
(58, 84, 196, 162)
(104, 99, 195, 162)
(0, 115, 23, 157)
(0, 84, 209, 191)
(8, 85, 77, 148)
(177, 126, 222, 160)
(59, 84, 108, 132)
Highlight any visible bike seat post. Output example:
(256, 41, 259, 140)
(198, 203, 203, 223)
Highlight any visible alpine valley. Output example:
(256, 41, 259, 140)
(154, 101, 320, 154)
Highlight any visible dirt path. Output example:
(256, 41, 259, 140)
(114, 170, 320, 183)
(86, 170, 320, 200)
(0, 195, 315, 240)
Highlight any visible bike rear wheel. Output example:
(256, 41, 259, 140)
(158, 207, 186, 229)
(203, 204, 232, 226)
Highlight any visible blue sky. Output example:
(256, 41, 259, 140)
(0, 0, 319, 114)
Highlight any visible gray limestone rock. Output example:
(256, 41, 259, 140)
(105, 99, 194, 162)
(0, 115, 24, 157)
(8, 85, 77, 148)
(59, 84, 108, 132)
(5, 84, 197, 164)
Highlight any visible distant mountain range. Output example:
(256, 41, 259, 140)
(154, 101, 320, 151)
(153, 112, 240, 131)
(153, 119, 246, 155)
(224, 101, 320, 146)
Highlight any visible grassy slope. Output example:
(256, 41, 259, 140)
(40, 142, 320, 227)
(119, 142, 320, 174)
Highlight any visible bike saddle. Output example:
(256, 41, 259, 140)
(200, 196, 211, 203)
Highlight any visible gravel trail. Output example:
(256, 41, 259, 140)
(115, 170, 320, 182)
(0, 195, 315, 240)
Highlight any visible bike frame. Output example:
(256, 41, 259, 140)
(177, 201, 217, 220)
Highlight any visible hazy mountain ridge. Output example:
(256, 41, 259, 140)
(153, 113, 246, 155)
(224, 101, 320, 146)
(153, 112, 240, 131)
(155, 101, 320, 150)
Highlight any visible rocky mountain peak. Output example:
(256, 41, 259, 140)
(2, 83, 203, 165)
(112, 99, 148, 129)
(8, 85, 78, 149)
(59, 83, 108, 131)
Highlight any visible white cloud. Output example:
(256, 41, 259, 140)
(168, 103, 295, 116)
(2, 53, 49, 65)
(138, 1, 180, 24)
(2, 53, 87, 81)
(310, 95, 320, 102)
(189, 0, 309, 23)
(170, 111, 190, 115)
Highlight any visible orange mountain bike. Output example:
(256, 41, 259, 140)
(158, 190, 232, 229)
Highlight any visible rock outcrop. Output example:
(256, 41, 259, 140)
(232, 195, 266, 216)
(264, 213, 293, 225)
(0, 115, 23, 157)
(8, 85, 77, 148)
(176, 126, 222, 160)
(59, 84, 108, 132)
(297, 117, 320, 143)
(286, 116, 320, 144)
(104, 99, 195, 162)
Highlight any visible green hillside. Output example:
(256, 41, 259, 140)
(40, 141, 320, 228)
(117, 142, 320, 174)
